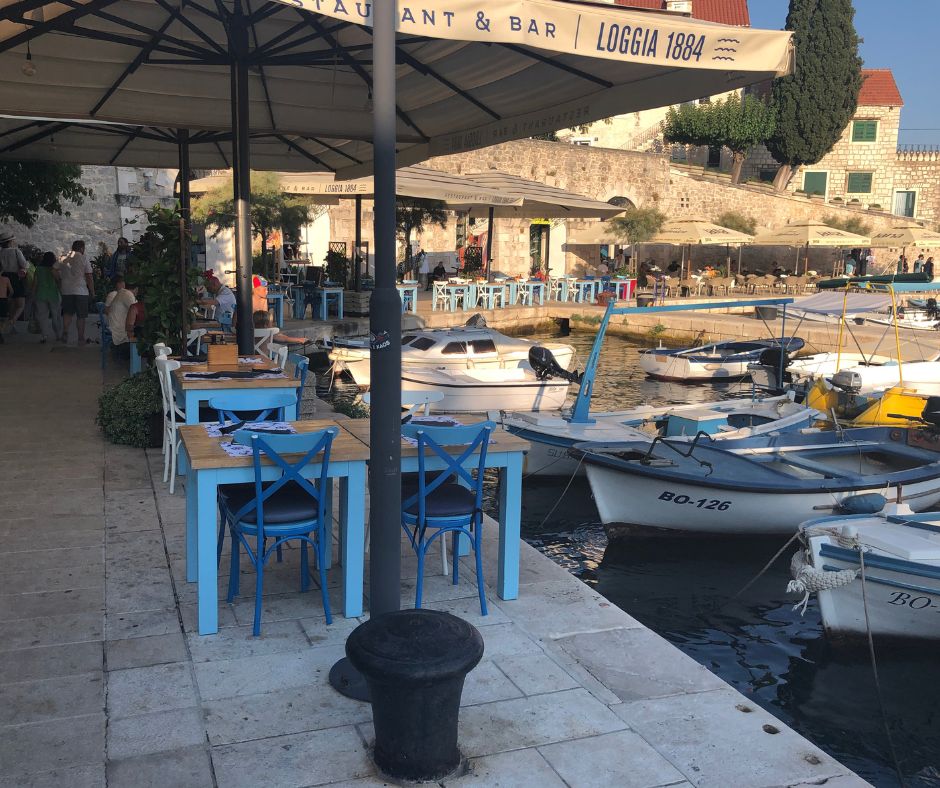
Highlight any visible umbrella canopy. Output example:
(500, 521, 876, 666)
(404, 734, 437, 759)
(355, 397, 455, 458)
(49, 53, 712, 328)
(565, 219, 623, 245)
(750, 221, 871, 247)
(189, 165, 523, 207)
(0, 0, 793, 175)
(462, 171, 624, 219)
(648, 217, 754, 245)
(869, 225, 940, 249)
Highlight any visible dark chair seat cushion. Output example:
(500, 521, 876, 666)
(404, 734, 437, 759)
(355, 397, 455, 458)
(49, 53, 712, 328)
(219, 481, 319, 525)
(402, 481, 476, 518)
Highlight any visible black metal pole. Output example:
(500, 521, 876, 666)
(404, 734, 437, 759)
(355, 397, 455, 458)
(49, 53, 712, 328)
(178, 129, 191, 355)
(544, 223, 552, 276)
(330, 0, 401, 703)
(354, 194, 362, 291)
(485, 206, 494, 280)
(369, 0, 401, 616)
(230, 4, 254, 355)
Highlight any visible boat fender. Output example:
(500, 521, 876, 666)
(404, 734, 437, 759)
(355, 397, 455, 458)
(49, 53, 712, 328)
(786, 549, 859, 615)
(837, 493, 888, 515)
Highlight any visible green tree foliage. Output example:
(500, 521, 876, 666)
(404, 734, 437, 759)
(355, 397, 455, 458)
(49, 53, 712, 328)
(766, 0, 863, 190)
(714, 210, 757, 235)
(129, 205, 201, 353)
(662, 94, 775, 184)
(395, 198, 448, 275)
(0, 162, 91, 227)
(192, 171, 322, 277)
(607, 206, 666, 244)
(822, 213, 871, 237)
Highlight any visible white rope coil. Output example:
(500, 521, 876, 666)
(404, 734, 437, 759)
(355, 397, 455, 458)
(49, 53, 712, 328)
(786, 549, 859, 615)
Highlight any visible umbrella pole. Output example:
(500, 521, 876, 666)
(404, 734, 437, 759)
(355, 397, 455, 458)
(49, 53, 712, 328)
(230, 9, 253, 356)
(178, 130, 191, 356)
(354, 195, 362, 291)
(485, 205, 495, 279)
(367, 0, 401, 616)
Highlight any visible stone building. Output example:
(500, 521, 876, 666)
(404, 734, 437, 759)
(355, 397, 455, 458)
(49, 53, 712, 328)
(741, 70, 921, 217)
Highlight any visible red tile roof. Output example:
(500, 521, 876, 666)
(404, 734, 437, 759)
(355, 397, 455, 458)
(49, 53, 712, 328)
(614, 0, 750, 27)
(858, 69, 903, 107)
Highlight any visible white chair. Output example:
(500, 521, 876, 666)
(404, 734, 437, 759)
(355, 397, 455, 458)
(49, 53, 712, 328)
(153, 343, 172, 358)
(155, 357, 184, 494)
(253, 327, 278, 356)
(186, 328, 207, 355)
(433, 281, 449, 311)
(268, 342, 288, 369)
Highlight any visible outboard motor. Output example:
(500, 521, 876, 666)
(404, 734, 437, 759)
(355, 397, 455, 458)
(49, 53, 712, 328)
(831, 369, 864, 393)
(464, 314, 488, 329)
(922, 397, 940, 429)
(749, 347, 791, 394)
(528, 346, 583, 384)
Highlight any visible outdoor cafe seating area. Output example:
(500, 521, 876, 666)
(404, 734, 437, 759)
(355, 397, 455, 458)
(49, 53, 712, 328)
(142, 336, 527, 638)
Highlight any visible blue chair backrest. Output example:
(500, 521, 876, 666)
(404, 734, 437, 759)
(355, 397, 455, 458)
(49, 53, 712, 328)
(209, 391, 297, 424)
(231, 428, 338, 534)
(218, 310, 234, 333)
(400, 421, 495, 523)
(583, 275, 595, 280)
(287, 352, 309, 403)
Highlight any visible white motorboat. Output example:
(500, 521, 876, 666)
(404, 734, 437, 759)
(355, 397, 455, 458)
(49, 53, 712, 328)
(791, 504, 940, 640)
(864, 310, 940, 331)
(329, 317, 574, 389)
(575, 426, 940, 536)
(503, 396, 819, 477)
(400, 365, 572, 413)
(637, 337, 804, 382)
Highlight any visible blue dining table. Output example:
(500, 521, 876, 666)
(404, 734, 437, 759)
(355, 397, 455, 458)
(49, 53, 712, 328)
(476, 282, 506, 310)
(397, 282, 419, 313)
(521, 281, 547, 306)
(266, 292, 285, 327)
(313, 286, 344, 320)
(342, 418, 530, 602)
(179, 420, 369, 635)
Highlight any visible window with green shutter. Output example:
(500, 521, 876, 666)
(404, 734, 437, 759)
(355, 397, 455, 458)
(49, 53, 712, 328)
(847, 172, 873, 193)
(852, 120, 878, 142)
(803, 171, 827, 196)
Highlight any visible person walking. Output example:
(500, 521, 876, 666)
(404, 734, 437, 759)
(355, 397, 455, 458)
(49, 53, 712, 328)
(914, 254, 925, 274)
(32, 252, 62, 344)
(55, 240, 94, 345)
(0, 230, 28, 334)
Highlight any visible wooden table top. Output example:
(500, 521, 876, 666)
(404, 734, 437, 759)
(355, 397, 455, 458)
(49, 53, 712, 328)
(173, 357, 296, 391)
(190, 319, 221, 330)
(341, 416, 529, 458)
(179, 420, 370, 470)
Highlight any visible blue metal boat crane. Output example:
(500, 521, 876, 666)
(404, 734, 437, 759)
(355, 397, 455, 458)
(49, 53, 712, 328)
(568, 297, 795, 424)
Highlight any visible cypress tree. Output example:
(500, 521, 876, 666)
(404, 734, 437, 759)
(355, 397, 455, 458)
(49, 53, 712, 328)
(766, 0, 862, 191)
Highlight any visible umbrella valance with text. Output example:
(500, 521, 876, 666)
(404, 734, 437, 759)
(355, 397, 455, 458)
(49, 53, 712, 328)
(0, 0, 793, 175)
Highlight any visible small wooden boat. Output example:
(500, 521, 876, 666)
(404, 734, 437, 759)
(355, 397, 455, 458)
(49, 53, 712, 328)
(575, 426, 940, 536)
(638, 337, 804, 382)
(503, 395, 820, 477)
(792, 505, 940, 640)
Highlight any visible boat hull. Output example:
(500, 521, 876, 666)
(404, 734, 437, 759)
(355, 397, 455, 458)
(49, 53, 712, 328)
(587, 463, 940, 535)
(809, 539, 940, 640)
(638, 353, 750, 381)
(400, 372, 570, 413)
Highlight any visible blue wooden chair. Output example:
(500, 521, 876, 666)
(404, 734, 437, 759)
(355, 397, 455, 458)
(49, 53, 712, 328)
(209, 390, 296, 426)
(288, 352, 309, 407)
(96, 302, 111, 369)
(400, 421, 495, 615)
(218, 428, 339, 635)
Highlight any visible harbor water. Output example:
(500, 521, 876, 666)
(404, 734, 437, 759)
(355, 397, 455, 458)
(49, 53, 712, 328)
(523, 330, 940, 788)
(317, 329, 939, 787)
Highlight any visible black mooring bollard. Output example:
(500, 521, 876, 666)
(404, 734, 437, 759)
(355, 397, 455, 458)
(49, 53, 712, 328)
(346, 608, 484, 782)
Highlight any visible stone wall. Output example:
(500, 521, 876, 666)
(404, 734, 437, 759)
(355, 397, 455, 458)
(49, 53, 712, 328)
(894, 150, 940, 228)
(8, 165, 177, 261)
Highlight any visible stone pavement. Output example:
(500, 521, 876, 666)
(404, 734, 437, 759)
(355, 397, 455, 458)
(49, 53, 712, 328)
(0, 338, 869, 787)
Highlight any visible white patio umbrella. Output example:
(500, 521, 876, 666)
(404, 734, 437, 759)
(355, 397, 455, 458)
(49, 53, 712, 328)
(870, 224, 940, 249)
(751, 221, 871, 276)
(647, 218, 753, 279)
(0, 0, 794, 634)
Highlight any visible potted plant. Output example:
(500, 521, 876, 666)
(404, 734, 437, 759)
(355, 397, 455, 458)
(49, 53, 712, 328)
(324, 247, 349, 287)
(96, 369, 164, 448)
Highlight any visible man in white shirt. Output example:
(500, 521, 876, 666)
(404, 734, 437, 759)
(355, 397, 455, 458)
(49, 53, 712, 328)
(104, 276, 137, 355)
(201, 277, 236, 329)
(54, 240, 94, 345)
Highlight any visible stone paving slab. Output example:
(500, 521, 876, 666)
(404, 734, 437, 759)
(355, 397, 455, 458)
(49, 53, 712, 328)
(0, 341, 869, 788)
